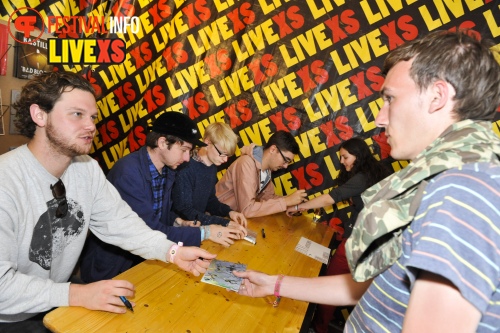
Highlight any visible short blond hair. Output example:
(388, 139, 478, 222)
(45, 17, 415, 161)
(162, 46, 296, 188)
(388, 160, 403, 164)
(203, 122, 239, 155)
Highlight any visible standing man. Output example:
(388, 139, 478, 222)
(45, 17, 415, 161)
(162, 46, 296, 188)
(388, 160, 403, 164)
(216, 130, 307, 218)
(0, 72, 215, 332)
(81, 112, 243, 283)
(234, 30, 500, 332)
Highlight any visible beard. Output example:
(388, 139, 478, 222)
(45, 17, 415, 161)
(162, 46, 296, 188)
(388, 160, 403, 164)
(46, 120, 92, 157)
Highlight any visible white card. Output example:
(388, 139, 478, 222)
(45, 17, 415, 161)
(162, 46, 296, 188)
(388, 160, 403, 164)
(295, 237, 330, 265)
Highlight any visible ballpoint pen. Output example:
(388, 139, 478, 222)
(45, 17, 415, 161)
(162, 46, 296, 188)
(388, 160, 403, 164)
(119, 296, 134, 313)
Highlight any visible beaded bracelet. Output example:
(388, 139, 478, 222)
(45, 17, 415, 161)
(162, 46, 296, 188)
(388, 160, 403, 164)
(273, 274, 285, 307)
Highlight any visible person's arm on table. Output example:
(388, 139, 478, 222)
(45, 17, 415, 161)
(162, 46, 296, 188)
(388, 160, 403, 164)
(402, 271, 481, 333)
(69, 246, 216, 313)
(286, 174, 367, 216)
(233, 271, 371, 306)
(284, 189, 308, 208)
(205, 181, 249, 227)
(287, 193, 332, 216)
(169, 246, 216, 276)
(204, 224, 246, 247)
(69, 280, 136, 314)
(228, 157, 305, 218)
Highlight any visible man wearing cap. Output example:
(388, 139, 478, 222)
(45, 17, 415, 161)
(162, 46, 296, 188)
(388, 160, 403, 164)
(80, 112, 244, 283)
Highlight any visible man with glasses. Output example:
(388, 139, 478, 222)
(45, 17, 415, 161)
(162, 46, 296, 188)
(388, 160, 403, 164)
(216, 130, 307, 218)
(0, 72, 215, 332)
(172, 122, 248, 245)
(80, 113, 244, 283)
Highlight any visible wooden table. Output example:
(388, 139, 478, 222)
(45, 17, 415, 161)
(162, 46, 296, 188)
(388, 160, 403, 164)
(44, 212, 334, 332)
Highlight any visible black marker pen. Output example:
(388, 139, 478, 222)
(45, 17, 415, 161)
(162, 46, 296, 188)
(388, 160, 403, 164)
(119, 296, 134, 313)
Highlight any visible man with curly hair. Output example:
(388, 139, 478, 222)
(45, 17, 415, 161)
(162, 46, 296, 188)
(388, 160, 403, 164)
(0, 71, 216, 332)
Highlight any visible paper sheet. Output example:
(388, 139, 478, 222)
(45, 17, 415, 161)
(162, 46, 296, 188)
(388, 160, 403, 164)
(295, 237, 330, 265)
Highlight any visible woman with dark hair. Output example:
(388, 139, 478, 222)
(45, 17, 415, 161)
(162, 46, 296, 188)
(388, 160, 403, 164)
(286, 137, 390, 333)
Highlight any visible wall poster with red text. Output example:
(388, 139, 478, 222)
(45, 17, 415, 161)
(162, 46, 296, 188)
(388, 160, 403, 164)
(2, 0, 500, 237)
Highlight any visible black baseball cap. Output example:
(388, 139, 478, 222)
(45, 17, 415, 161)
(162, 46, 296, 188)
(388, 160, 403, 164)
(151, 112, 206, 147)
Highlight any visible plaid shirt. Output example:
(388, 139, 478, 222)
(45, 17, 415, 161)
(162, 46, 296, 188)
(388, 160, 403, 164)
(147, 153, 167, 220)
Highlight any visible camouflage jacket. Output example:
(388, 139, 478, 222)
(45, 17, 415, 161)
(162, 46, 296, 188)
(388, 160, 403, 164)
(345, 120, 500, 282)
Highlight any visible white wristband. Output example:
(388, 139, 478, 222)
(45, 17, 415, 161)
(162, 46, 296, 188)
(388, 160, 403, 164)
(169, 242, 183, 263)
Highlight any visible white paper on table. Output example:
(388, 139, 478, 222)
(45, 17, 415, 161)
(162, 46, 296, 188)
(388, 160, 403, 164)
(295, 236, 330, 265)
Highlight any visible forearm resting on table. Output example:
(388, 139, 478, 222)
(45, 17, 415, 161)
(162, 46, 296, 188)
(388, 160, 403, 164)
(69, 283, 86, 307)
(278, 274, 370, 306)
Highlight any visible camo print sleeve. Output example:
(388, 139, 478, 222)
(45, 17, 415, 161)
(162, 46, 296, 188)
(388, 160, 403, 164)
(346, 162, 500, 332)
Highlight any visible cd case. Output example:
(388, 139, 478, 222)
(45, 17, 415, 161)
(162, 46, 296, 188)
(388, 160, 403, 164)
(243, 229, 257, 244)
(201, 259, 247, 292)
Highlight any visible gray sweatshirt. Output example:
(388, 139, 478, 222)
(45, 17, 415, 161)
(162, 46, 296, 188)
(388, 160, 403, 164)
(0, 145, 174, 322)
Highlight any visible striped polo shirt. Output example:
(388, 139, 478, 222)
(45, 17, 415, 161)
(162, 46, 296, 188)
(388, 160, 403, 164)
(346, 162, 500, 332)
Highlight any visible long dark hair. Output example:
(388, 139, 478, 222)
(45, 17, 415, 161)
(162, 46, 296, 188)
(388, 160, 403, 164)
(337, 138, 389, 187)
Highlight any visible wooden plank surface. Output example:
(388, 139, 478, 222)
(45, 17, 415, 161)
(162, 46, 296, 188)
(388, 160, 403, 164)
(44, 212, 334, 333)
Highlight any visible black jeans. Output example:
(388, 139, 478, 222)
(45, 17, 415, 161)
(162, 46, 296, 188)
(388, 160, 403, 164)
(0, 311, 52, 333)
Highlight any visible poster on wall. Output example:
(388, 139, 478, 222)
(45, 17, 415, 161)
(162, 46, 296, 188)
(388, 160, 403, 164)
(0, 23, 7, 76)
(1, 0, 499, 231)
(9, 90, 21, 135)
(0, 112, 4, 135)
(0, 92, 4, 135)
(14, 32, 53, 80)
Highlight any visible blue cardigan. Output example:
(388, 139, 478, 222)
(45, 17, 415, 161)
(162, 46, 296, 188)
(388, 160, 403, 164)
(80, 146, 201, 282)
(172, 158, 232, 226)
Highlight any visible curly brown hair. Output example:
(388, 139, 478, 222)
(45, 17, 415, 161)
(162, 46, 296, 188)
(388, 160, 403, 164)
(13, 71, 95, 138)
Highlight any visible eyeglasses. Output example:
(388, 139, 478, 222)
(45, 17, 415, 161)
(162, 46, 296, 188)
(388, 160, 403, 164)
(276, 146, 293, 165)
(212, 143, 229, 157)
(50, 179, 68, 218)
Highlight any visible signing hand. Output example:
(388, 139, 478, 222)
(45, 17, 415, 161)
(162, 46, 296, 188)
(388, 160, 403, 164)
(284, 189, 307, 207)
(209, 224, 245, 247)
(228, 211, 248, 228)
(69, 280, 136, 314)
(172, 246, 217, 276)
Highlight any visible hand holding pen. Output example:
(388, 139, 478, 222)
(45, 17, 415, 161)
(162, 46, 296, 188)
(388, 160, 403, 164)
(68, 280, 136, 314)
(119, 296, 134, 313)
